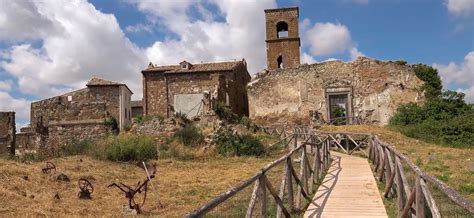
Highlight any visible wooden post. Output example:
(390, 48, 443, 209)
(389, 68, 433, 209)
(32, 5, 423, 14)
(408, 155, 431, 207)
(276, 163, 288, 218)
(296, 147, 306, 210)
(294, 134, 298, 149)
(395, 158, 405, 213)
(262, 175, 291, 218)
(401, 178, 419, 218)
(246, 179, 260, 218)
(286, 158, 294, 212)
(420, 179, 441, 218)
(316, 144, 321, 182)
(259, 176, 267, 217)
(379, 147, 387, 182)
(416, 177, 425, 218)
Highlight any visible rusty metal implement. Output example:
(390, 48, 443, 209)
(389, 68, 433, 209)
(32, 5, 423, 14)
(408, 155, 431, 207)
(107, 177, 152, 213)
(78, 178, 94, 199)
(42, 162, 56, 174)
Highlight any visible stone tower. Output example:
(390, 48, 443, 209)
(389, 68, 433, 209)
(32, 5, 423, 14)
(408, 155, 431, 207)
(264, 7, 300, 70)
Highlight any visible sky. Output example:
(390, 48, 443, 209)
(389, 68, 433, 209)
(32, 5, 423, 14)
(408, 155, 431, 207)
(0, 0, 473, 126)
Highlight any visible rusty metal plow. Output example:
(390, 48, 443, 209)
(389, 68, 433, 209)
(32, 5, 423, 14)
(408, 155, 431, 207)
(108, 178, 150, 213)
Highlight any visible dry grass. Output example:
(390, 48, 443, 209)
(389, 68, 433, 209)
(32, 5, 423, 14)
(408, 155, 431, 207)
(0, 154, 280, 217)
(321, 125, 474, 201)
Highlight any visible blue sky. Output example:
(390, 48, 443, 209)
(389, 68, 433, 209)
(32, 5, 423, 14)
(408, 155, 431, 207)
(0, 0, 473, 125)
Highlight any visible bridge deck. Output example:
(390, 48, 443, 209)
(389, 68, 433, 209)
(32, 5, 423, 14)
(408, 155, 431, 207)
(304, 152, 387, 218)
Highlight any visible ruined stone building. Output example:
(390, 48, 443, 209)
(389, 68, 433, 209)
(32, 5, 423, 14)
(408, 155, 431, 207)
(0, 112, 15, 155)
(142, 60, 251, 118)
(16, 77, 132, 153)
(248, 7, 424, 125)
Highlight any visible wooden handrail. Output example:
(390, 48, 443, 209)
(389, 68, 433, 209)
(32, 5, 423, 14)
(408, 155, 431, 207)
(186, 127, 473, 217)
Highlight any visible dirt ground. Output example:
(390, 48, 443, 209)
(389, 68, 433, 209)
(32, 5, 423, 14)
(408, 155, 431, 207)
(0, 155, 278, 217)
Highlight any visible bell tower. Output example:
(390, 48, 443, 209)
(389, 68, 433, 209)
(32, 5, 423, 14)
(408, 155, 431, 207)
(264, 7, 301, 70)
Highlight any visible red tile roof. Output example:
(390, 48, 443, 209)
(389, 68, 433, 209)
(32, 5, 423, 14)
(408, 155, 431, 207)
(143, 60, 243, 74)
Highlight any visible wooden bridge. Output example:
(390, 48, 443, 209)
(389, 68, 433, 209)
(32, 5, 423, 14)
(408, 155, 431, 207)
(186, 127, 474, 217)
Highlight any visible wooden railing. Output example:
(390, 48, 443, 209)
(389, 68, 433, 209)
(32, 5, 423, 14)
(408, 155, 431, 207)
(186, 129, 331, 217)
(369, 135, 474, 217)
(186, 126, 474, 217)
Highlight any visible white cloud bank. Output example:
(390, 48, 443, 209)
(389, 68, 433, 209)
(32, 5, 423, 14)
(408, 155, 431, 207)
(0, 0, 147, 99)
(127, 0, 276, 74)
(301, 20, 365, 64)
(433, 51, 474, 102)
(445, 0, 474, 16)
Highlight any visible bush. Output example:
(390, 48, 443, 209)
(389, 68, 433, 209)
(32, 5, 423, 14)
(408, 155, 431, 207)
(214, 128, 265, 156)
(104, 134, 157, 162)
(390, 65, 474, 147)
(214, 102, 239, 123)
(173, 123, 204, 147)
(104, 115, 119, 134)
(62, 138, 93, 156)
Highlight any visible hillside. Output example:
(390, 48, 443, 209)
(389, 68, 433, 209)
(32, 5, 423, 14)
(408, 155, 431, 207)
(0, 155, 278, 216)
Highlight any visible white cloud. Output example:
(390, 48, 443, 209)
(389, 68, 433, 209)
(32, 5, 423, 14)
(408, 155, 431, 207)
(445, 0, 474, 16)
(302, 21, 364, 61)
(349, 47, 365, 60)
(0, 80, 12, 91)
(301, 52, 317, 64)
(0, 0, 147, 99)
(433, 51, 474, 102)
(127, 0, 276, 73)
(125, 23, 153, 33)
(0, 91, 30, 123)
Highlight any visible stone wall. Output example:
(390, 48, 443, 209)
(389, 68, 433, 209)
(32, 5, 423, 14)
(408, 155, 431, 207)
(248, 57, 424, 125)
(0, 112, 15, 155)
(28, 85, 125, 151)
(143, 73, 168, 116)
(47, 121, 111, 149)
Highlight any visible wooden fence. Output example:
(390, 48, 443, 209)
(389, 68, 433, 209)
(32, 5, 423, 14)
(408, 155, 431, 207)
(186, 128, 331, 217)
(369, 135, 474, 217)
(186, 126, 474, 217)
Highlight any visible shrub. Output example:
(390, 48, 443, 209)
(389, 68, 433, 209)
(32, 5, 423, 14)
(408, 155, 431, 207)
(135, 114, 164, 124)
(104, 115, 119, 134)
(173, 123, 204, 147)
(214, 128, 265, 156)
(214, 102, 239, 123)
(62, 138, 93, 156)
(104, 134, 157, 162)
(390, 65, 474, 147)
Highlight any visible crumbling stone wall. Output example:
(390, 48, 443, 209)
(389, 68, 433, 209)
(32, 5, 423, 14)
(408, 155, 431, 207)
(28, 85, 124, 150)
(15, 127, 42, 155)
(0, 112, 15, 155)
(47, 121, 110, 149)
(248, 57, 424, 125)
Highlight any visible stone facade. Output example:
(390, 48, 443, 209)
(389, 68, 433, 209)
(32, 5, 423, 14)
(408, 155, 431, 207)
(265, 7, 300, 70)
(248, 57, 425, 126)
(142, 60, 251, 118)
(0, 112, 15, 155)
(18, 78, 132, 152)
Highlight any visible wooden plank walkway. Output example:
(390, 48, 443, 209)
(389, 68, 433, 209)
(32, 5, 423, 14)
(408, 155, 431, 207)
(304, 152, 387, 218)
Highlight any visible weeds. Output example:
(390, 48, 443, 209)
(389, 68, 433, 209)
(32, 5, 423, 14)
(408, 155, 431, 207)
(214, 128, 265, 156)
(173, 123, 204, 147)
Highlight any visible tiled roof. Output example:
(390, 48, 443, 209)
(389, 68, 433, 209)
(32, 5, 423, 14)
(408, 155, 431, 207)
(86, 77, 133, 94)
(143, 60, 243, 74)
(86, 77, 122, 86)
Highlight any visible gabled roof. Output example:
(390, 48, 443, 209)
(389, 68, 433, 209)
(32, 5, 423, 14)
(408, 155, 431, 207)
(86, 77, 133, 94)
(142, 60, 244, 74)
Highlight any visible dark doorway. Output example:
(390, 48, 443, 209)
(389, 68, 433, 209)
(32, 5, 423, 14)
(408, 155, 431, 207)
(277, 55, 283, 69)
(328, 94, 348, 125)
